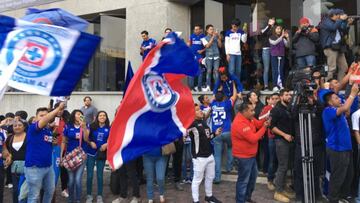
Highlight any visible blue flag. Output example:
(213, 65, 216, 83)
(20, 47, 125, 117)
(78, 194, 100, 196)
(22, 8, 89, 32)
(123, 61, 134, 97)
(0, 15, 101, 96)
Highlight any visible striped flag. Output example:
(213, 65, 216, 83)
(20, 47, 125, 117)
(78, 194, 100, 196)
(107, 32, 199, 169)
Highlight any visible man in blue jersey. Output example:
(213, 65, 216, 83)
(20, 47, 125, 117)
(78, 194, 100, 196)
(140, 30, 157, 61)
(211, 81, 237, 183)
(25, 102, 65, 203)
(187, 25, 206, 92)
(225, 19, 247, 80)
(322, 84, 358, 203)
(213, 66, 243, 99)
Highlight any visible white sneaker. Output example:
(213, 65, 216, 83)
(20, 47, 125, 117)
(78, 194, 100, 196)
(272, 86, 279, 92)
(7, 184, 13, 189)
(194, 87, 199, 92)
(86, 195, 93, 203)
(202, 85, 210, 92)
(130, 197, 139, 203)
(148, 200, 154, 203)
(96, 196, 104, 203)
(112, 197, 125, 203)
(61, 190, 69, 198)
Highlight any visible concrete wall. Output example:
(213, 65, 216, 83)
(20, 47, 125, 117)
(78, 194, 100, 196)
(0, 91, 270, 122)
(1, 0, 191, 72)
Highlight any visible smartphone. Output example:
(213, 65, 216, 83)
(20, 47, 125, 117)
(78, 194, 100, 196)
(54, 117, 60, 126)
(80, 115, 85, 122)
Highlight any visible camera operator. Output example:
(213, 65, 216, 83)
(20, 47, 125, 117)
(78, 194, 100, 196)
(319, 9, 354, 80)
(293, 17, 319, 69)
(322, 84, 359, 203)
(292, 89, 325, 202)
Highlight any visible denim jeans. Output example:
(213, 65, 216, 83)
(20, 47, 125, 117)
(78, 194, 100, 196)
(235, 157, 258, 203)
(86, 156, 106, 196)
(188, 65, 203, 89)
(296, 55, 316, 69)
(262, 48, 271, 87)
(67, 162, 86, 202)
(143, 154, 168, 200)
(228, 54, 242, 80)
(24, 166, 55, 203)
(267, 138, 278, 182)
(271, 56, 285, 88)
(213, 132, 233, 182)
(205, 58, 220, 88)
(182, 143, 193, 180)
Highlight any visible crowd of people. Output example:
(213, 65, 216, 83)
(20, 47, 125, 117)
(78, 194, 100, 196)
(0, 7, 360, 203)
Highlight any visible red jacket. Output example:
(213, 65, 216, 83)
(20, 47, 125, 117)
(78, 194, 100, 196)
(231, 113, 266, 158)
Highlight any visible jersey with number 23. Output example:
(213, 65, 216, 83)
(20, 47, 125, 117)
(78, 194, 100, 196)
(210, 99, 234, 133)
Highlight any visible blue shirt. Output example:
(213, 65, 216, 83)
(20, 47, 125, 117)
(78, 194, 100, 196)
(25, 122, 53, 167)
(63, 124, 87, 153)
(210, 99, 234, 133)
(213, 74, 243, 98)
(141, 38, 157, 60)
(0, 132, 5, 167)
(322, 107, 352, 151)
(189, 33, 205, 60)
(86, 126, 110, 156)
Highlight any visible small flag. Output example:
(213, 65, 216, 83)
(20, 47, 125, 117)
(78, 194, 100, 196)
(107, 32, 199, 169)
(123, 61, 134, 97)
(0, 15, 101, 96)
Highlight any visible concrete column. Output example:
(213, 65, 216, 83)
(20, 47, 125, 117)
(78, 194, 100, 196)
(303, 0, 322, 25)
(126, 1, 190, 72)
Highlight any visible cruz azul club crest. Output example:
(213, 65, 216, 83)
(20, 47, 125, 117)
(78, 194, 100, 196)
(6, 29, 62, 78)
(142, 73, 179, 112)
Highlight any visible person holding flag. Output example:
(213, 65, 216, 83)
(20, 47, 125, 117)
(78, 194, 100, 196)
(24, 102, 65, 203)
(188, 103, 222, 203)
(107, 32, 199, 170)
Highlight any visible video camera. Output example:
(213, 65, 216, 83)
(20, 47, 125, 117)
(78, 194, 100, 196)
(287, 65, 328, 111)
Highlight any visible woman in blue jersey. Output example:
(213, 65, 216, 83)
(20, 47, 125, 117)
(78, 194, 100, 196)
(85, 111, 110, 203)
(61, 110, 89, 203)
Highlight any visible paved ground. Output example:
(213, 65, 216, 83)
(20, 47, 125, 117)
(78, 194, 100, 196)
(3, 171, 296, 203)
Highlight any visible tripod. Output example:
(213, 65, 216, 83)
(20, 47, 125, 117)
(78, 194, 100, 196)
(299, 106, 316, 203)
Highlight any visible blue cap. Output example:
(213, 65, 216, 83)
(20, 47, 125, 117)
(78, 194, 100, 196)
(328, 8, 345, 16)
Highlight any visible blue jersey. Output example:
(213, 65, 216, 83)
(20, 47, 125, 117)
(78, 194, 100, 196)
(63, 124, 88, 153)
(213, 74, 243, 98)
(322, 107, 352, 151)
(189, 33, 205, 60)
(141, 38, 157, 60)
(0, 132, 5, 167)
(86, 126, 110, 156)
(25, 122, 53, 167)
(210, 99, 234, 133)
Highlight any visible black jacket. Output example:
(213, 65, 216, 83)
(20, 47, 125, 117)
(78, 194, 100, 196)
(293, 27, 319, 58)
(270, 102, 295, 140)
(187, 119, 214, 158)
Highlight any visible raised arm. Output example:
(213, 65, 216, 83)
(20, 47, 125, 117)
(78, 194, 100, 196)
(38, 102, 65, 129)
(336, 84, 359, 116)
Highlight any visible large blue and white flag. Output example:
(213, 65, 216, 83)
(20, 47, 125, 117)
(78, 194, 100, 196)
(22, 8, 89, 32)
(0, 15, 101, 96)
